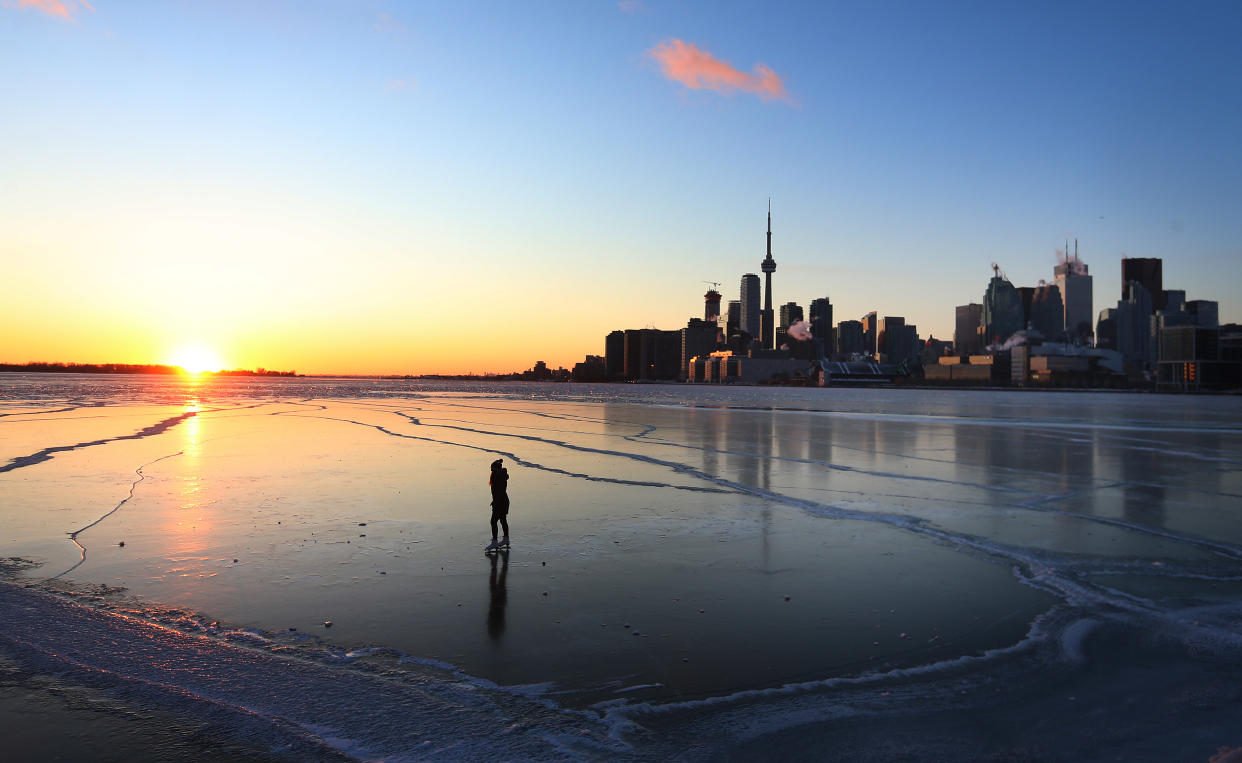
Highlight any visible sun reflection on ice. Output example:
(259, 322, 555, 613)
(183, 399, 201, 454)
(161, 398, 215, 562)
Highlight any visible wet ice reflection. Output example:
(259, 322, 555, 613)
(2, 378, 1241, 705)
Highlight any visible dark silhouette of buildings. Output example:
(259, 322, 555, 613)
(1122, 257, 1165, 312)
(955, 303, 983, 356)
(1098, 281, 1154, 366)
(680, 318, 719, 377)
(571, 355, 606, 382)
(704, 288, 722, 322)
(1017, 286, 1035, 327)
(808, 297, 833, 359)
(605, 331, 625, 379)
(740, 274, 760, 340)
(726, 300, 741, 337)
(622, 328, 681, 380)
(982, 266, 1023, 345)
(1186, 300, 1219, 328)
(878, 316, 919, 365)
(1158, 325, 1240, 390)
(861, 312, 878, 358)
(779, 302, 803, 329)
(1055, 241, 1093, 342)
(1028, 283, 1065, 340)
(837, 320, 864, 356)
(581, 217, 1236, 391)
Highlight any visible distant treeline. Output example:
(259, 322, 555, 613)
(0, 362, 297, 376)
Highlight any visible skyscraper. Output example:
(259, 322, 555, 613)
(861, 312, 878, 358)
(1029, 283, 1065, 340)
(1016, 287, 1035, 328)
(982, 265, 1024, 345)
(1186, 300, 1219, 328)
(739, 274, 760, 339)
(877, 316, 903, 361)
(836, 320, 864, 356)
(808, 297, 833, 358)
(779, 302, 803, 329)
(726, 300, 741, 335)
(1122, 257, 1164, 311)
(760, 200, 777, 349)
(954, 303, 983, 356)
(1054, 241, 1093, 343)
(680, 318, 719, 378)
(605, 330, 625, 379)
(704, 288, 722, 323)
(1114, 281, 1154, 366)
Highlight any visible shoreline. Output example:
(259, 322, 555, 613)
(6, 369, 1240, 396)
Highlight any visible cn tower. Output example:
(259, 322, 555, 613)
(760, 199, 777, 349)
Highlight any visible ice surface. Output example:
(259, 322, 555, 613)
(2, 374, 1241, 759)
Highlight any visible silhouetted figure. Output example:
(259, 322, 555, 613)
(485, 458, 510, 552)
(487, 549, 509, 640)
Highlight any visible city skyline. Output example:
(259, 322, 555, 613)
(3, 1, 1240, 375)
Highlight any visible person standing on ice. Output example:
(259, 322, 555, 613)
(485, 458, 510, 552)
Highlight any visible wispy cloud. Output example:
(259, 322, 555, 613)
(648, 39, 790, 103)
(374, 12, 405, 34)
(617, 0, 643, 12)
(5, 0, 92, 20)
(385, 76, 418, 93)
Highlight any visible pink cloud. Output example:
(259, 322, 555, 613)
(7, 0, 91, 20)
(648, 39, 789, 103)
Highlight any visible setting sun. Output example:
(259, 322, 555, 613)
(171, 346, 223, 375)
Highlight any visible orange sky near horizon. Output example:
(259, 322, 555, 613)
(0, 184, 666, 376)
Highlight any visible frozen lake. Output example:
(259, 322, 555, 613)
(2, 374, 1241, 760)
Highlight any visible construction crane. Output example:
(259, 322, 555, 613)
(702, 281, 721, 292)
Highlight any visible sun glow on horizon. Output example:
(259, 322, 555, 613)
(171, 346, 224, 375)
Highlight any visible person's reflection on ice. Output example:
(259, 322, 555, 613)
(487, 549, 509, 641)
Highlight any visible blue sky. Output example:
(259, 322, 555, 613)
(2, 0, 1239, 372)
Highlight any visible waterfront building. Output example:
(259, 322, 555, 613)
(604, 330, 625, 379)
(623, 329, 681, 381)
(1158, 326, 1241, 390)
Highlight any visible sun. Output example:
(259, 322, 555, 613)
(171, 346, 223, 375)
